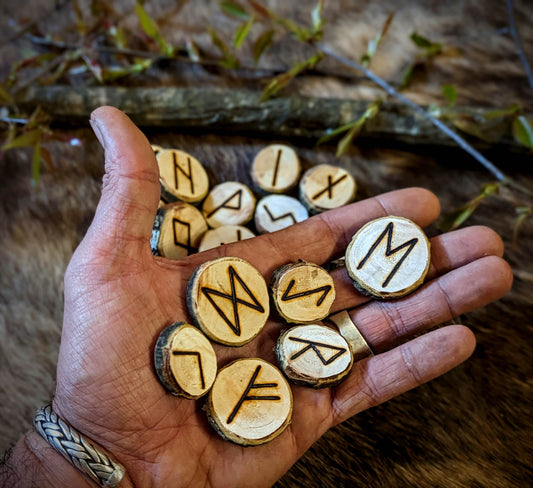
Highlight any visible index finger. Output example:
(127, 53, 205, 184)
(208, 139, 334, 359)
(187, 187, 440, 276)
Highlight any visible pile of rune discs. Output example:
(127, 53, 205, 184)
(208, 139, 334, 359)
(151, 144, 431, 446)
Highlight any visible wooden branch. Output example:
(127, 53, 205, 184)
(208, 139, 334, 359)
(16, 85, 531, 153)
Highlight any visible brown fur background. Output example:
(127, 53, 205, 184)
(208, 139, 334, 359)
(1, 1, 532, 486)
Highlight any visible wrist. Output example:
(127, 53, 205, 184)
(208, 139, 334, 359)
(1, 430, 93, 488)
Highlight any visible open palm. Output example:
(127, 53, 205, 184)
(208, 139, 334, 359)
(51, 107, 511, 488)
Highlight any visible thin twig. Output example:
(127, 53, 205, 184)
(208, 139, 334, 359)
(317, 43, 533, 198)
(0, 117, 28, 124)
(505, 0, 533, 93)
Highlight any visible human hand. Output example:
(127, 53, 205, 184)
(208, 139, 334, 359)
(10, 107, 512, 488)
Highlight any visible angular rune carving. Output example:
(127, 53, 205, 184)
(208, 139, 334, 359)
(288, 337, 347, 365)
(227, 365, 280, 424)
(173, 153, 195, 194)
(281, 280, 332, 306)
(356, 222, 419, 288)
(206, 189, 243, 218)
(201, 265, 265, 336)
(311, 174, 348, 200)
(264, 205, 297, 225)
(172, 218, 195, 255)
(271, 149, 282, 187)
(172, 350, 206, 389)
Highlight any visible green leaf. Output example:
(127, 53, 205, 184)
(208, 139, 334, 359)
(208, 28, 240, 69)
(220, 1, 250, 20)
(259, 52, 324, 102)
(234, 15, 254, 48)
(253, 29, 275, 63)
(101, 58, 152, 81)
(442, 84, 457, 106)
(484, 104, 521, 120)
(438, 183, 499, 231)
(0, 85, 13, 104)
(311, 0, 324, 35)
(513, 206, 531, 245)
(410, 31, 442, 55)
(317, 100, 382, 151)
(185, 38, 201, 62)
(32, 142, 41, 186)
(335, 101, 381, 156)
(361, 13, 394, 67)
(2, 129, 42, 150)
(135, 1, 174, 57)
(512, 115, 533, 150)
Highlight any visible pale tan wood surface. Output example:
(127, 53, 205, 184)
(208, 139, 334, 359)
(271, 261, 335, 324)
(345, 216, 431, 299)
(157, 149, 209, 203)
(299, 164, 356, 213)
(187, 257, 270, 346)
(202, 181, 256, 228)
(254, 195, 309, 234)
(198, 225, 256, 252)
(276, 324, 354, 388)
(206, 358, 293, 446)
(153, 201, 208, 259)
(154, 322, 217, 399)
(250, 144, 301, 194)
(151, 144, 163, 157)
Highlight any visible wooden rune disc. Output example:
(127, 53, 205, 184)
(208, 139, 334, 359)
(206, 358, 293, 446)
(250, 144, 301, 193)
(270, 261, 335, 324)
(187, 257, 270, 346)
(201, 182, 256, 228)
(198, 225, 256, 252)
(154, 322, 217, 399)
(345, 216, 431, 299)
(276, 324, 353, 388)
(299, 164, 356, 213)
(254, 195, 309, 234)
(157, 149, 210, 203)
(151, 201, 208, 259)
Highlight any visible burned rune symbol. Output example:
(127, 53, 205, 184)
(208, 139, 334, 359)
(264, 205, 297, 225)
(356, 222, 419, 288)
(172, 350, 205, 389)
(227, 365, 280, 424)
(288, 337, 347, 365)
(206, 189, 243, 218)
(271, 149, 282, 187)
(281, 280, 332, 306)
(311, 174, 348, 200)
(172, 218, 195, 255)
(173, 153, 195, 194)
(201, 266, 265, 336)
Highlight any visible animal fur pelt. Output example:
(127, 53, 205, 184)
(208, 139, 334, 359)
(0, 0, 532, 487)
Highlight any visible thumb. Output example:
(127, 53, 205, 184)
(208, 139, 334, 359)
(86, 106, 160, 254)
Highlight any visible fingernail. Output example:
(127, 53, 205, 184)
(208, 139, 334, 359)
(89, 118, 106, 149)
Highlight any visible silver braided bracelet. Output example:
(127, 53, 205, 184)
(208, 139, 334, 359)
(34, 404, 126, 487)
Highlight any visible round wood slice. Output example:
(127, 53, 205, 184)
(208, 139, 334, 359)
(254, 195, 308, 234)
(198, 225, 255, 252)
(345, 216, 431, 299)
(151, 202, 208, 259)
(206, 358, 293, 446)
(157, 149, 210, 203)
(250, 144, 301, 193)
(202, 182, 256, 228)
(154, 322, 217, 399)
(187, 257, 269, 346)
(299, 164, 356, 213)
(275, 324, 354, 388)
(271, 261, 335, 324)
